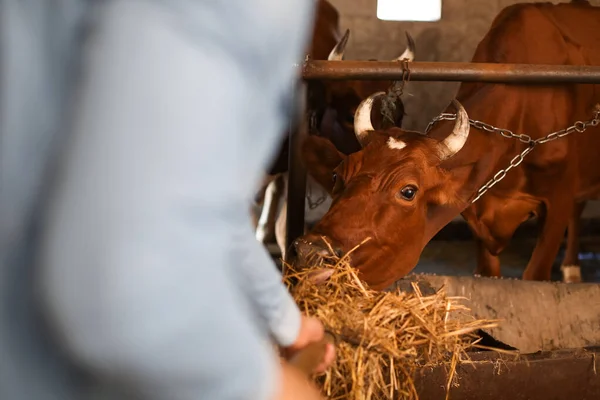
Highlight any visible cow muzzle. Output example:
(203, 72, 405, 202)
(288, 234, 344, 285)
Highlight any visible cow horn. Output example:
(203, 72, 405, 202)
(328, 29, 350, 61)
(393, 31, 415, 62)
(437, 100, 470, 160)
(354, 91, 385, 147)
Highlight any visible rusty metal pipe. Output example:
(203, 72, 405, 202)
(302, 61, 600, 83)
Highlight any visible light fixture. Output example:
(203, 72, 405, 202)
(377, 0, 442, 22)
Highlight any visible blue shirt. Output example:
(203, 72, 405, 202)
(0, 1, 315, 398)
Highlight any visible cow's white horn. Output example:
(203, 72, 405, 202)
(328, 29, 350, 61)
(437, 99, 470, 160)
(393, 31, 416, 62)
(354, 91, 385, 147)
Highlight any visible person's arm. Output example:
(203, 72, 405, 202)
(37, 1, 331, 399)
(232, 222, 302, 347)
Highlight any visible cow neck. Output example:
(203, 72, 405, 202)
(430, 88, 517, 209)
(420, 97, 512, 244)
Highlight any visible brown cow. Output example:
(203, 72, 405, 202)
(291, 0, 600, 290)
(252, 0, 413, 237)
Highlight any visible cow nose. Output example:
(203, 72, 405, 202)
(291, 235, 343, 266)
(286, 235, 343, 286)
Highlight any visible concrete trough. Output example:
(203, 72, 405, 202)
(391, 274, 600, 399)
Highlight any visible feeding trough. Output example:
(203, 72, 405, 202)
(394, 273, 600, 399)
(285, 252, 600, 400)
(412, 346, 600, 400)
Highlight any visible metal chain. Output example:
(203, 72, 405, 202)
(425, 105, 600, 203)
(381, 59, 411, 126)
(306, 181, 327, 210)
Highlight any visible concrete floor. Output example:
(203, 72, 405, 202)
(417, 201, 600, 283)
(415, 238, 600, 283)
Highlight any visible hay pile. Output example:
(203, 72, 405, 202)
(283, 244, 505, 400)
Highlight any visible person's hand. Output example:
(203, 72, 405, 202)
(281, 315, 335, 374)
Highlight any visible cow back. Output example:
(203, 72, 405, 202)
(450, 1, 600, 203)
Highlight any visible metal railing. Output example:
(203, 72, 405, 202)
(283, 61, 600, 257)
(302, 61, 600, 83)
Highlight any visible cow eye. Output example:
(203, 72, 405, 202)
(344, 114, 354, 124)
(332, 173, 337, 183)
(399, 185, 418, 201)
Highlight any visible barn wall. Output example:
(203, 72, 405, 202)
(326, 0, 600, 131)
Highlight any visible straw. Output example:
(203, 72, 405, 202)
(283, 241, 507, 399)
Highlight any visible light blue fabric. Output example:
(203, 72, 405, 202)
(0, 0, 316, 399)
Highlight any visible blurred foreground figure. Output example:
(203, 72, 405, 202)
(0, 1, 333, 399)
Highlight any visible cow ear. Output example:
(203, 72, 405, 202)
(301, 136, 344, 194)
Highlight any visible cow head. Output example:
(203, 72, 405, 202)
(312, 29, 416, 155)
(292, 93, 471, 290)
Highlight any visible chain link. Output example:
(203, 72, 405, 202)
(306, 181, 327, 210)
(381, 59, 412, 126)
(425, 105, 600, 203)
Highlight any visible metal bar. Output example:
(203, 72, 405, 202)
(302, 61, 600, 83)
(285, 83, 308, 263)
